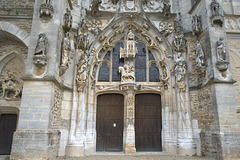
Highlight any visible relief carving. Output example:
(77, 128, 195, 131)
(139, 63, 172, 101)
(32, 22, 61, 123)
(40, 0, 54, 18)
(33, 33, 48, 67)
(86, 19, 102, 35)
(225, 16, 240, 32)
(122, 0, 139, 11)
(0, 73, 22, 100)
(119, 62, 135, 83)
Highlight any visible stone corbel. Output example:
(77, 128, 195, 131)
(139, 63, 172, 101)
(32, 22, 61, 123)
(39, 1, 54, 18)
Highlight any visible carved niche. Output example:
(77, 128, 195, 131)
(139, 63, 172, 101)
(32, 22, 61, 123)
(216, 37, 229, 72)
(91, 0, 102, 16)
(63, 8, 72, 32)
(33, 33, 48, 67)
(210, 0, 224, 27)
(40, 0, 54, 18)
(0, 73, 22, 100)
(59, 32, 71, 76)
(192, 15, 203, 35)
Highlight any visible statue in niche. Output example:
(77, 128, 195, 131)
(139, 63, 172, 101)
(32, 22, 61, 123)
(33, 33, 48, 67)
(174, 52, 186, 83)
(119, 62, 135, 83)
(112, 0, 119, 5)
(91, 0, 102, 16)
(210, 0, 223, 27)
(77, 19, 89, 51)
(0, 73, 22, 99)
(195, 40, 205, 68)
(192, 15, 202, 35)
(216, 37, 227, 62)
(60, 32, 71, 76)
(120, 30, 138, 58)
(211, 0, 220, 16)
(76, 53, 88, 91)
(35, 33, 48, 56)
(173, 22, 185, 52)
(63, 8, 72, 32)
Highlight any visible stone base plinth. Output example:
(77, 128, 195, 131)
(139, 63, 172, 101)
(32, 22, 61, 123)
(124, 144, 136, 154)
(65, 145, 84, 157)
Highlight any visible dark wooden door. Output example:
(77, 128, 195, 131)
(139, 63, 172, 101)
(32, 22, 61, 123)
(0, 114, 18, 155)
(135, 94, 162, 151)
(96, 94, 124, 152)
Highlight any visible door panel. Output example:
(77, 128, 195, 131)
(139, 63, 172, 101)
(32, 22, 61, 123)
(0, 114, 18, 155)
(135, 94, 162, 151)
(96, 94, 124, 152)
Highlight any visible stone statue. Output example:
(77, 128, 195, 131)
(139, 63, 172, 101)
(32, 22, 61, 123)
(195, 40, 205, 67)
(174, 52, 186, 82)
(77, 19, 89, 51)
(59, 32, 71, 76)
(173, 23, 185, 52)
(192, 15, 202, 35)
(63, 8, 72, 32)
(216, 37, 227, 62)
(35, 33, 48, 56)
(119, 62, 135, 83)
(120, 30, 138, 58)
(91, 0, 102, 16)
(0, 73, 22, 99)
(211, 0, 220, 16)
(76, 53, 89, 91)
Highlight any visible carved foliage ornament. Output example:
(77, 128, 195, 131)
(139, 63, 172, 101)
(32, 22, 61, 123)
(33, 33, 48, 67)
(40, 0, 54, 18)
(0, 73, 22, 100)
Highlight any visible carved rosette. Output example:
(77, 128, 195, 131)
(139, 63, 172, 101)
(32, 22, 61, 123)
(33, 33, 48, 68)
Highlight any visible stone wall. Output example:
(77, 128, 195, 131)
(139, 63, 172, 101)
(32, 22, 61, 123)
(227, 38, 240, 111)
(0, 0, 35, 8)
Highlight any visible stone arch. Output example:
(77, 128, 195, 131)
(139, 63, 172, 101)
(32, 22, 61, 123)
(0, 21, 30, 47)
(88, 15, 175, 88)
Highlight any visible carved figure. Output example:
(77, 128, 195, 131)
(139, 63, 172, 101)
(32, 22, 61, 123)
(174, 52, 186, 82)
(211, 0, 220, 16)
(40, 0, 54, 18)
(120, 30, 138, 58)
(119, 62, 135, 83)
(77, 19, 89, 51)
(112, 0, 119, 5)
(76, 54, 88, 87)
(195, 40, 205, 67)
(192, 15, 202, 35)
(216, 37, 227, 62)
(91, 0, 102, 16)
(60, 32, 71, 76)
(0, 73, 22, 99)
(35, 33, 48, 56)
(173, 25, 185, 52)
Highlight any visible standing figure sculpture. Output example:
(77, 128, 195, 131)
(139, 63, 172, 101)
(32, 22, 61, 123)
(35, 33, 48, 56)
(195, 40, 205, 67)
(216, 38, 227, 62)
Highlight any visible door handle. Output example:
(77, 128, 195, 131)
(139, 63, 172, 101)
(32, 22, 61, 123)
(113, 122, 117, 128)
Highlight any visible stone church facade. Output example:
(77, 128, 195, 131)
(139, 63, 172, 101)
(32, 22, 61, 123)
(0, 0, 240, 159)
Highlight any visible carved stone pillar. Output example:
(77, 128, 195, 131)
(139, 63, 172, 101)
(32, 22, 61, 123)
(120, 84, 139, 154)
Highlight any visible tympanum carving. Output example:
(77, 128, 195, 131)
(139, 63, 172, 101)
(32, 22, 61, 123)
(33, 33, 48, 67)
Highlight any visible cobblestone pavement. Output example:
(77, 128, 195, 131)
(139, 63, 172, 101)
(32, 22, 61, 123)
(59, 154, 213, 160)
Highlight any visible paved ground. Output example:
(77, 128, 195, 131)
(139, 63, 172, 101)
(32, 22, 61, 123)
(59, 154, 213, 160)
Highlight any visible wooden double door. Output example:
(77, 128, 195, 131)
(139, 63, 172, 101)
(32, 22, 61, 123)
(96, 93, 162, 152)
(0, 114, 18, 155)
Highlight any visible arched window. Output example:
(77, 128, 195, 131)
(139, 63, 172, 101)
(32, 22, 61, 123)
(98, 36, 160, 83)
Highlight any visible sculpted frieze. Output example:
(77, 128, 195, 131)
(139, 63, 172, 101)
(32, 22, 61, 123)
(225, 16, 240, 33)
